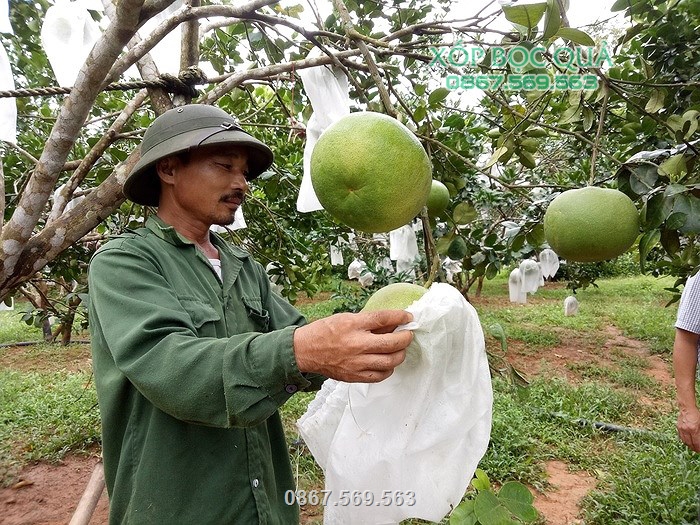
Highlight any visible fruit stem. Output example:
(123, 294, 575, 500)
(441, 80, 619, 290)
(589, 85, 609, 186)
(419, 207, 440, 286)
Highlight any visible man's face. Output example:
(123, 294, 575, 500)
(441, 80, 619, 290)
(158, 144, 250, 227)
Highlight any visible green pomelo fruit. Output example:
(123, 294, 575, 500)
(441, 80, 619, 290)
(543, 186, 640, 263)
(310, 112, 432, 233)
(361, 282, 427, 312)
(427, 180, 450, 217)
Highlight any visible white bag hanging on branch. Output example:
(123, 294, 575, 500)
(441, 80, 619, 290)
(389, 224, 419, 261)
(508, 268, 526, 304)
(0, 43, 16, 143)
(209, 206, 246, 233)
(0, 0, 13, 34)
(136, 0, 182, 76)
(442, 257, 463, 284)
(297, 283, 493, 524)
(297, 49, 350, 212)
(347, 258, 367, 280)
(519, 259, 541, 294)
(539, 248, 560, 279)
(329, 242, 344, 266)
(358, 271, 375, 288)
(40, 0, 101, 87)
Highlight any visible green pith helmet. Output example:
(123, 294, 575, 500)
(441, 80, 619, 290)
(123, 104, 274, 206)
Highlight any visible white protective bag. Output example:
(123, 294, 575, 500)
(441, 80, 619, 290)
(297, 283, 493, 524)
(296, 50, 350, 212)
(40, 0, 101, 87)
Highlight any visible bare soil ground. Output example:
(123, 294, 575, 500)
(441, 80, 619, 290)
(0, 304, 674, 525)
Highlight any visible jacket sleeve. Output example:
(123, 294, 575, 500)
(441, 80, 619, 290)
(88, 243, 315, 429)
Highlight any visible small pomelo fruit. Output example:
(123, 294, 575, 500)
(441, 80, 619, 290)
(543, 186, 639, 263)
(427, 180, 450, 217)
(361, 282, 427, 312)
(310, 112, 432, 233)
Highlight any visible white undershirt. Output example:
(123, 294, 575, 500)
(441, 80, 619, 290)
(208, 258, 222, 280)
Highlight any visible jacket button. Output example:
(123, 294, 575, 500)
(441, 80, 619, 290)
(252, 478, 259, 488)
(285, 384, 298, 394)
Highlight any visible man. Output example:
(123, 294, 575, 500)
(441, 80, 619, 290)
(88, 104, 414, 524)
(674, 271, 700, 452)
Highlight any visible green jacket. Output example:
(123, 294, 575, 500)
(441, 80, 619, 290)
(88, 216, 323, 524)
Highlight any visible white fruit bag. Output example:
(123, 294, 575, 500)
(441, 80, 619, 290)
(297, 283, 493, 524)
(389, 224, 418, 260)
(40, 0, 101, 87)
(539, 249, 560, 279)
(508, 268, 526, 304)
(564, 295, 579, 316)
(297, 50, 350, 212)
(519, 259, 541, 294)
(0, 43, 16, 143)
(137, 0, 183, 75)
(0, 0, 13, 35)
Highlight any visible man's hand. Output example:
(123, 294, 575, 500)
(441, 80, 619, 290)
(673, 327, 700, 452)
(293, 310, 414, 383)
(678, 407, 700, 452)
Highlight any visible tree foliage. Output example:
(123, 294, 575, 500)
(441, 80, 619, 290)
(0, 0, 697, 319)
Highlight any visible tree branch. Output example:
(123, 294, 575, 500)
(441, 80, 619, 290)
(0, 0, 147, 278)
(47, 90, 148, 224)
(333, 0, 396, 117)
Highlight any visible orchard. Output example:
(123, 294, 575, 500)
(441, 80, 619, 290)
(0, 0, 698, 523)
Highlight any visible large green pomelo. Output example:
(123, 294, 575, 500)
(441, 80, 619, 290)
(361, 282, 427, 312)
(543, 186, 639, 263)
(427, 180, 450, 217)
(310, 112, 432, 233)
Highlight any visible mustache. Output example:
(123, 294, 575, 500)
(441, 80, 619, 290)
(221, 190, 247, 204)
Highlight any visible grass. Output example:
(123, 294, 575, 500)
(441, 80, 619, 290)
(0, 369, 100, 483)
(1, 273, 696, 523)
(0, 310, 42, 344)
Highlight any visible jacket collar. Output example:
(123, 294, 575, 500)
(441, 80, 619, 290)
(145, 216, 250, 260)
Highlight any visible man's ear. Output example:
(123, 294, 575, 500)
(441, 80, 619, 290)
(156, 157, 178, 187)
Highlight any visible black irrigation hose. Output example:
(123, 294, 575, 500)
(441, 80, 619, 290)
(547, 410, 671, 441)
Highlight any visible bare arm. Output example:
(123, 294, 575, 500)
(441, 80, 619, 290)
(674, 327, 700, 452)
(293, 309, 414, 383)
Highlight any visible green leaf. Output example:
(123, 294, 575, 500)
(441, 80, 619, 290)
(436, 233, 455, 255)
(487, 323, 508, 353)
(665, 211, 687, 231)
(641, 193, 671, 229)
(526, 223, 545, 247)
(658, 154, 687, 181)
(582, 107, 595, 132)
(629, 164, 658, 195)
(499, 482, 538, 522)
(639, 229, 660, 271)
(502, 3, 548, 29)
(447, 236, 469, 260)
(644, 89, 665, 114)
(449, 499, 478, 525)
(474, 490, 517, 525)
(472, 468, 491, 491)
(485, 146, 508, 168)
(611, 0, 632, 11)
(660, 226, 682, 255)
(558, 104, 581, 124)
(555, 27, 595, 46)
(413, 105, 427, 122)
(672, 195, 700, 234)
(543, 0, 561, 40)
(428, 87, 451, 107)
(453, 201, 478, 225)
